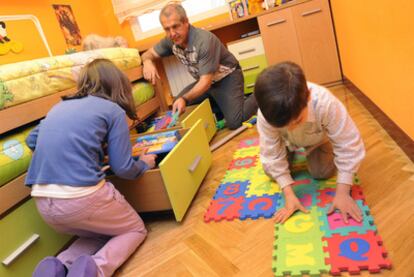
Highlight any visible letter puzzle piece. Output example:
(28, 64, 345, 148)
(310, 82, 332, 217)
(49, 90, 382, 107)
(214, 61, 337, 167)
(317, 186, 366, 208)
(323, 231, 392, 275)
(212, 181, 249, 200)
(239, 194, 280, 220)
(238, 137, 259, 148)
(204, 196, 244, 222)
(318, 200, 376, 237)
(228, 156, 257, 170)
(233, 146, 260, 159)
(273, 207, 329, 277)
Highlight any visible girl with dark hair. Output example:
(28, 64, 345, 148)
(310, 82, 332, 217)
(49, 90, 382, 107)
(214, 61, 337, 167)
(27, 59, 156, 277)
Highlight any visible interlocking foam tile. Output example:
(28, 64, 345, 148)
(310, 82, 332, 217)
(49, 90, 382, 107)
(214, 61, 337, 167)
(228, 156, 257, 170)
(213, 181, 249, 200)
(317, 186, 366, 208)
(239, 194, 280, 220)
(233, 146, 260, 158)
(273, 207, 329, 277)
(323, 231, 392, 275)
(245, 178, 280, 197)
(238, 137, 259, 148)
(275, 207, 323, 241)
(318, 200, 376, 238)
(205, 137, 391, 276)
(222, 167, 256, 183)
(204, 196, 244, 222)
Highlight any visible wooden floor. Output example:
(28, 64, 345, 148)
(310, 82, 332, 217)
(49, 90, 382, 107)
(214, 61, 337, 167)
(115, 85, 414, 277)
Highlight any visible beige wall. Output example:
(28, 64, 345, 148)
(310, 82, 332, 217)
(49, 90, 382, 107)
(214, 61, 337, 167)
(330, 0, 414, 140)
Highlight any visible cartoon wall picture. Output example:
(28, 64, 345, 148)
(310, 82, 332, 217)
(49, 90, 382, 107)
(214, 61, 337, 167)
(52, 4, 82, 46)
(0, 21, 24, 55)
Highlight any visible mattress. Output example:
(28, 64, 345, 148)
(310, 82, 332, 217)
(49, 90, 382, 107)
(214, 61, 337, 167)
(0, 48, 141, 110)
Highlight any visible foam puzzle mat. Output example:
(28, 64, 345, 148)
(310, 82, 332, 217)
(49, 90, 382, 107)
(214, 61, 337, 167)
(204, 138, 392, 276)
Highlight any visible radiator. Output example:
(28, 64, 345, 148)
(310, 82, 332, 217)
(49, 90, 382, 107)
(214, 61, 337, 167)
(162, 56, 195, 97)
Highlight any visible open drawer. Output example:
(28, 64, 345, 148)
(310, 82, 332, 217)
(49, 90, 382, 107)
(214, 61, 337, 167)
(110, 119, 212, 222)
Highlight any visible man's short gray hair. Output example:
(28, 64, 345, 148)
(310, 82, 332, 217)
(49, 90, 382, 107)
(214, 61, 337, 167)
(160, 3, 188, 22)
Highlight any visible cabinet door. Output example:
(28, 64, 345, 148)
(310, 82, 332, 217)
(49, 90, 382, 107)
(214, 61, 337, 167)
(258, 7, 302, 67)
(292, 0, 341, 84)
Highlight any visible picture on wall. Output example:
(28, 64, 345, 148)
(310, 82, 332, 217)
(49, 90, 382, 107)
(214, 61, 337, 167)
(52, 4, 82, 46)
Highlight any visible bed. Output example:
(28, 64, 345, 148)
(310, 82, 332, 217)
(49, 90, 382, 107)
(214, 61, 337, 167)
(0, 46, 168, 215)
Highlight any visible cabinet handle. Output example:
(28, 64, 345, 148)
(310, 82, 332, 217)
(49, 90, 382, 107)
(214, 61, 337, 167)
(243, 65, 260, 72)
(238, 48, 255, 55)
(246, 83, 255, 88)
(266, 18, 286, 27)
(188, 155, 202, 173)
(2, 234, 40, 266)
(301, 8, 322, 17)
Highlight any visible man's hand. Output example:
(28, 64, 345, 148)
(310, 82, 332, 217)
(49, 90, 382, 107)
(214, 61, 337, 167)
(142, 60, 160, 85)
(172, 97, 186, 115)
(139, 151, 157, 169)
(274, 185, 309, 224)
(327, 183, 363, 223)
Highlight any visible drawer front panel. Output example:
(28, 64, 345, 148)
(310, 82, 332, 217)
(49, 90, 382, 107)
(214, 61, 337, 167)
(0, 199, 72, 277)
(159, 120, 212, 222)
(181, 99, 217, 142)
(227, 36, 265, 60)
(240, 55, 268, 94)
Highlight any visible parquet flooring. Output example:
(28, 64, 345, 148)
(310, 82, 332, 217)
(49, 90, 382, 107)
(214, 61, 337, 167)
(115, 85, 414, 277)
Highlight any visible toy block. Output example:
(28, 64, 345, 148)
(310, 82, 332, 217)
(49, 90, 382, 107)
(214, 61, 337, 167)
(323, 231, 392, 275)
(239, 194, 280, 220)
(204, 196, 244, 222)
(238, 137, 259, 148)
(213, 181, 249, 200)
(318, 200, 376, 237)
(228, 155, 257, 170)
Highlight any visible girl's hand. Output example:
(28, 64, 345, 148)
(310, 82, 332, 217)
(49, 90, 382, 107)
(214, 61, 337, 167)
(328, 183, 363, 223)
(274, 185, 309, 224)
(139, 151, 157, 169)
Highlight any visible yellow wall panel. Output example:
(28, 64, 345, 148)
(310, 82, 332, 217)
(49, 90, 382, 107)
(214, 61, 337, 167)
(330, 0, 414, 140)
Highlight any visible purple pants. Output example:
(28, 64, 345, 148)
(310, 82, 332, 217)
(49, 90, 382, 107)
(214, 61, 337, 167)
(34, 182, 147, 277)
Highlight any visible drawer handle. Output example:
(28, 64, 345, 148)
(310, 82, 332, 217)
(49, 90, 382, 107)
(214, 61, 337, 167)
(243, 65, 260, 72)
(204, 122, 209, 129)
(267, 18, 286, 27)
(2, 234, 40, 266)
(188, 155, 202, 173)
(301, 8, 322, 17)
(238, 48, 255, 55)
(246, 83, 255, 89)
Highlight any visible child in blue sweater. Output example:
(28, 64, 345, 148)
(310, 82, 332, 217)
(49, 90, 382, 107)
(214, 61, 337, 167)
(27, 59, 156, 277)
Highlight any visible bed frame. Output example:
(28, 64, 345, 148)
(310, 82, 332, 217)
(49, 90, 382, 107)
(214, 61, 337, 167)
(0, 64, 168, 216)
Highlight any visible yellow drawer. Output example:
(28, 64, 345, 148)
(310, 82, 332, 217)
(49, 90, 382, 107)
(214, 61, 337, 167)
(111, 119, 212, 222)
(227, 35, 265, 60)
(0, 199, 72, 277)
(180, 98, 217, 142)
(240, 55, 268, 94)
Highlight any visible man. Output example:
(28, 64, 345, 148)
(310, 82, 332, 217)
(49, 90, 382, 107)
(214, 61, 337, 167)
(141, 3, 257, 130)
